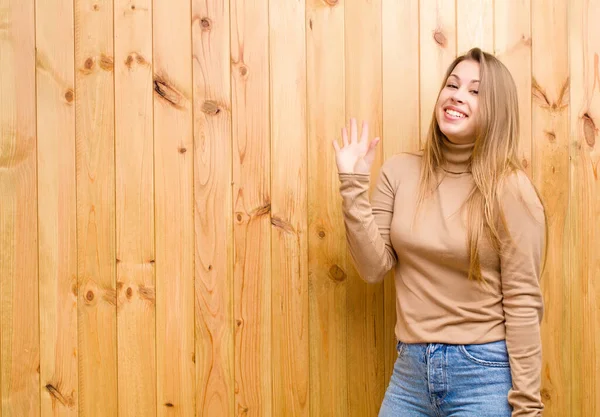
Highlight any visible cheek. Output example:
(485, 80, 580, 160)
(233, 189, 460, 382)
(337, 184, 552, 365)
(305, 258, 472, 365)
(434, 99, 443, 120)
(469, 106, 479, 127)
(470, 98, 479, 116)
(436, 91, 450, 108)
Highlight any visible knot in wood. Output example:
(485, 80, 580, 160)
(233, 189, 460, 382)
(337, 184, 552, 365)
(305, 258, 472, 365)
(200, 17, 211, 30)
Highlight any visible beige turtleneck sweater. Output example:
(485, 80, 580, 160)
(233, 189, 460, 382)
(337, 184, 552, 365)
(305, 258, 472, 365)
(338, 138, 545, 416)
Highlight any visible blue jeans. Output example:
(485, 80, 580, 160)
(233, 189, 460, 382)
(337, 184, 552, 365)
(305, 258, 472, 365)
(379, 340, 513, 417)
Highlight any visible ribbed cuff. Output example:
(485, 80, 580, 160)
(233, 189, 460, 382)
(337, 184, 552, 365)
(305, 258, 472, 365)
(338, 172, 370, 182)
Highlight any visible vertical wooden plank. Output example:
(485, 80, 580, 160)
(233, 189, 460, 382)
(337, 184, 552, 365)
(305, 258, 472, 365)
(381, 0, 420, 380)
(495, 0, 532, 176)
(531, 0, 570, 414)
(153, 0, 195, 414)
(231, 0, 272, 415)
(456, 0, 493, 54)
(191, 1, 234, 416)
(75, 0, 117, 414)
(569, 0, 599, 415)
(114, 0, 155, 415)
(345, 0, 384, 415)
(36, 0, 78, 414)
(306, 1, 347, 416)
(0, 0, 40, 415)
(419, 0, 457, 143)
(269, 0, 309, 416)
(74, 2, 117, 417)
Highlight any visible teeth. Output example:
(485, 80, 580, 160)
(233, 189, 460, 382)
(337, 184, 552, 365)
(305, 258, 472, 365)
(446, 109, 466, 118)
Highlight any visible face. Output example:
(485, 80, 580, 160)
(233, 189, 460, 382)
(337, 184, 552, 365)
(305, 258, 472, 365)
(435, 59, 480, 144)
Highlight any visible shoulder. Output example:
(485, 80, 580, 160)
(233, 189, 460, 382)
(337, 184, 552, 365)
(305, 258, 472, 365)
(381, 151, 423, 177)
(498, 170, 545, 224)
(377, 152, 422, 188)
(499, 170, 542, 207)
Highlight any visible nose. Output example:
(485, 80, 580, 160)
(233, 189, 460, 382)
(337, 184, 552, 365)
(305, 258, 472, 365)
(451, 89, 465, 104)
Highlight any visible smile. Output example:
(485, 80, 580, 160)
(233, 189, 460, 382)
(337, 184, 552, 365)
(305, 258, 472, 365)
(445, 108, 467, 119)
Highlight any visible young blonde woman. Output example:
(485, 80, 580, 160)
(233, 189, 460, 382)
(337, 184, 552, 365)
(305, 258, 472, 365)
(333, 48, 546, 416)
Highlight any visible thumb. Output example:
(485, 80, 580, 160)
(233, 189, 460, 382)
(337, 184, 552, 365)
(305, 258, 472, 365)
(363, 137, 380, 167)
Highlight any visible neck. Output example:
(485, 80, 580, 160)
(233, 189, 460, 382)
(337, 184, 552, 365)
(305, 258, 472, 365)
(441, 136, 474, 173)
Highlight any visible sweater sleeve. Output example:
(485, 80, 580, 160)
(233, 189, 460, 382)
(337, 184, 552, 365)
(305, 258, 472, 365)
(338, 159, 398, 283)
(498, 171, 546, 417)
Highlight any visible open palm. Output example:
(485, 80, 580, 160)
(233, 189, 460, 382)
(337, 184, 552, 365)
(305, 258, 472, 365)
(333, 118, 380, 175)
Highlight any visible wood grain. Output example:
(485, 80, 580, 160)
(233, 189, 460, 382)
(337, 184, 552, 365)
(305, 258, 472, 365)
(382, 0, 420, 381)
(0, 0, 40, 415)
(306, 1, 348, 416)
(270, 1, 309, 416)
(420, 0, 457, 143)
(74, 0, 118, 415)
(345, 0, 385, 415)
(191, 0, 234, 416)
(569, 0, 599, 415)
(532, 0, 571, 414)
(495, 0, 532, 176)
(456, 0, 493, 54)
(114, 0, 156, 415)
(153, 0, 195, 414)
(36, 0, 78, 414)
(231, 0, 272, 416)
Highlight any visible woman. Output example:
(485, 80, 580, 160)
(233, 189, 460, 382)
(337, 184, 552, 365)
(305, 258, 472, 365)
(333, 48, 546, 416)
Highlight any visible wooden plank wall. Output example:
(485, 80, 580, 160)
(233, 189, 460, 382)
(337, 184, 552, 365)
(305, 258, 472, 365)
(0, 0, 598, 416)
(532, 0, 571, 412)
(37, 0, 77, 415)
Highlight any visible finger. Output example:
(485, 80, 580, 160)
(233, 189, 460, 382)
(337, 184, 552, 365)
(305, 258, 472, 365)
(360, 121, 369, 143)
(332, 139, 340, 152)
(364, 137, 380, 166)
(341, 127, 349, 147)
(350, 118, 357, 144)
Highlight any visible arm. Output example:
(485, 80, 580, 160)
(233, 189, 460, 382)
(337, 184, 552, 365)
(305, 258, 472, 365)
(498, 171, 546, 416)
(338, 159, 398, 283)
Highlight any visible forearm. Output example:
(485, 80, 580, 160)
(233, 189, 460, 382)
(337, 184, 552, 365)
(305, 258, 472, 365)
(339, 173, 396, 283)
(504, 300, 544, 416)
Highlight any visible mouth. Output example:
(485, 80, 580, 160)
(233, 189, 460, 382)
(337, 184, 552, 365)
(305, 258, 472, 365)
(443, 106, 468, 119)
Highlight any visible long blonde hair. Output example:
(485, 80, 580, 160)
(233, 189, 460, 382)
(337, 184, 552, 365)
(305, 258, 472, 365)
(417, 47, 545, 282)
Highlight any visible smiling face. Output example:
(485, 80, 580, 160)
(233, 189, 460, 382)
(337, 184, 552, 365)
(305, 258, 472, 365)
(435, 59, 481, 144)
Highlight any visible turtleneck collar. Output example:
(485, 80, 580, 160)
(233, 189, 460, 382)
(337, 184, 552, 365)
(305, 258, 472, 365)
(441, 136, 475, 174)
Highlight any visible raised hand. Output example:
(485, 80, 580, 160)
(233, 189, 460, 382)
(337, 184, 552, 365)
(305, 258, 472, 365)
(332, 118, 380, 175)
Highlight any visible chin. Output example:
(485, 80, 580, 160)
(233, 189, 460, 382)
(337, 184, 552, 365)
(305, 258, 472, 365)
(438, 123, 473, 144)
(439, 127, 474, 144)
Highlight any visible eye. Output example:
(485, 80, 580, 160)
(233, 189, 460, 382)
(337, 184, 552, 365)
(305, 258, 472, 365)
(470, 90, 479, 95)
(446, 83, 458, 89)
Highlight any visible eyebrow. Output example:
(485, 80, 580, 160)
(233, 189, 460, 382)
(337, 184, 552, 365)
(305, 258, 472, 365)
(448, 74, 480, 83)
